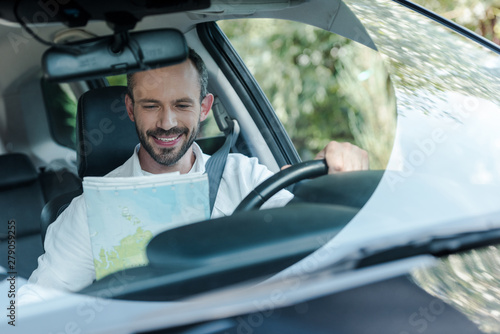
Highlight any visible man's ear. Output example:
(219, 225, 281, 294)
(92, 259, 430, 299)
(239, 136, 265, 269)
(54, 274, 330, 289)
(200, 93, 214, 122)
(125, 93, 135, 122)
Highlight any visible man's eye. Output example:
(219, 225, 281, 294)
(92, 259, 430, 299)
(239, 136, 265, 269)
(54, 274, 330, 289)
(177, 104, 190, 109)
(143, 105, 157, 110)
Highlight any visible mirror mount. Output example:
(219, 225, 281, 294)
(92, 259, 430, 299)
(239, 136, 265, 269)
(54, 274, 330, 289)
(106, 13, 142, 57)
(110, 32, 127, 54)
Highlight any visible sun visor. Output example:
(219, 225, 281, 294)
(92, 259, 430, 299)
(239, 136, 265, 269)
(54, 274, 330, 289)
(331, 1, 377, 50)
(42, 28, 188, 82)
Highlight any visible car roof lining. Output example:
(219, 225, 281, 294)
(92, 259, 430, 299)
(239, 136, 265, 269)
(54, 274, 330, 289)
(0, 0, 375, 48)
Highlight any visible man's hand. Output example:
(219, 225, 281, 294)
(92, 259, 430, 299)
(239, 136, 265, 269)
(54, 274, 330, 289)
(315, 141, 369, 174)
(281, 141, 369, 173)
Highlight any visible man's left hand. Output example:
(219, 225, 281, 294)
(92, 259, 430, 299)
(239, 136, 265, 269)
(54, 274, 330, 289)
(315, 141, 369, 174)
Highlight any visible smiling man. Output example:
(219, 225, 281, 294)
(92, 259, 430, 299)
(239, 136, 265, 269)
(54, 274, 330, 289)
(18, 48, 369, 304)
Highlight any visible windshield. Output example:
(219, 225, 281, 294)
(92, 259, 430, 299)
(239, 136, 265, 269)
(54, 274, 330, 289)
(319, 0, 500, 248)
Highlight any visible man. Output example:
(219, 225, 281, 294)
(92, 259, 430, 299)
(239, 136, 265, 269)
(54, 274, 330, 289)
(18, 49, 368, 303)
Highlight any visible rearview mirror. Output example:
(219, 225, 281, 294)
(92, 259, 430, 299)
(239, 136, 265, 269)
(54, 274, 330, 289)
(42, 29, 187, 82)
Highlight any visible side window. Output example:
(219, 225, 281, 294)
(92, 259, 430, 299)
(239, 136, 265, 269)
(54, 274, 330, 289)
(106, 74, 222, 139)
(218, 19, 396, 169)
(41, 79, 78, 150)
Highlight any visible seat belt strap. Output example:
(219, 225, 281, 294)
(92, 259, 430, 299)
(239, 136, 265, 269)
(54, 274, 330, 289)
(205, 97, 240, 215)
(205, 120, 239, 215)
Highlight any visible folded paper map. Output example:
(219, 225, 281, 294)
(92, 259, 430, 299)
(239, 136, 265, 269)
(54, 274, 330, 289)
(83, 172, 209, 280)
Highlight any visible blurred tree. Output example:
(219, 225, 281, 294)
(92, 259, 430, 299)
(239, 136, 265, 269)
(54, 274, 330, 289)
(219, 19, 396, 168)
(415, 0, 500, 45)
(219, 19, 355, 160)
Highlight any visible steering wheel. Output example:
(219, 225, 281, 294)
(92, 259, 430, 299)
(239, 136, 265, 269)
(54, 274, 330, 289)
(234, 159, 328, 212)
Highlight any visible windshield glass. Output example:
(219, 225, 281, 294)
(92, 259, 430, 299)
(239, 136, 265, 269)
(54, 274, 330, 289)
(321, 0, 500, 248)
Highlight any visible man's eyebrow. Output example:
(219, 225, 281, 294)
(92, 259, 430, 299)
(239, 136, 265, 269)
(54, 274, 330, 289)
(173, 97, 195, 104)
(136, 98, 161, 104)
(136, 98, 196, 104)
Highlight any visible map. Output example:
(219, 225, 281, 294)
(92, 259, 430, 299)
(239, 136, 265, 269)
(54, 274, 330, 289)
(83, 172, 209, 280)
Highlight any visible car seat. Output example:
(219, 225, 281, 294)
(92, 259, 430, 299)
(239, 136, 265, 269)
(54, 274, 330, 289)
(0, 153, 80, 277)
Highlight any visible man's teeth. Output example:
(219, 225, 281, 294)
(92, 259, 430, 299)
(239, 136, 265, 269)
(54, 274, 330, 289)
(157, 136, 178, 142)
(157, 136, 179, 143)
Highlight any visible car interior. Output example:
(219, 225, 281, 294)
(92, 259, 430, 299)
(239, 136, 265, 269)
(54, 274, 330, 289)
(3, 0, 500, 332)
(0, 0, 385, 296)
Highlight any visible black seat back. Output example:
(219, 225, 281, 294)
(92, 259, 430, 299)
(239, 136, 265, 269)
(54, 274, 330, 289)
(0, 153, 79, 238)
(0, 153, 45, 239)
(0, 153, 80, 277)
(77, 86, 138, 178)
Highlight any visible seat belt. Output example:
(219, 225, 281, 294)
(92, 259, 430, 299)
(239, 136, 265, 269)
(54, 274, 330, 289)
(205, 98, 240, 215)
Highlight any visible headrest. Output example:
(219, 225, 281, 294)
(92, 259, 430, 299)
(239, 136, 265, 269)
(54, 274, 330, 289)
(77, 86, 139, 178)
(0, 153, 38, 189)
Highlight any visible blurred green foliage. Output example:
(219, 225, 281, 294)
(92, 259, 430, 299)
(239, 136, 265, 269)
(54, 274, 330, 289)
(219, 19, 396, 168)
(107, 74, 127, 86)
(415, 0, 500, 45)
(219, 20, 354, 161)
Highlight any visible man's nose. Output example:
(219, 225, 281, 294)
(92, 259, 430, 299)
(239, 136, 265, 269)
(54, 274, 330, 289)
(157, 108, 177, 129)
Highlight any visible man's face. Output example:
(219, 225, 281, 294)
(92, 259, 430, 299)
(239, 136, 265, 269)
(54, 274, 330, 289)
(125, 60, 212, 170)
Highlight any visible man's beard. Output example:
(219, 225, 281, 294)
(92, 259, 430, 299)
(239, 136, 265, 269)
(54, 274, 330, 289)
(137, 122, 200, 167)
